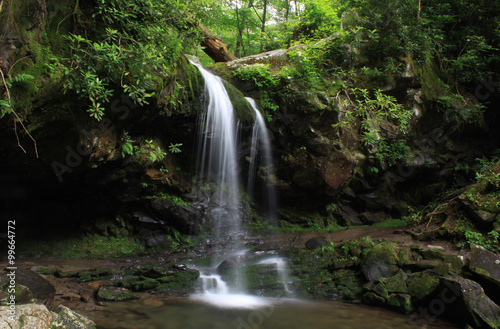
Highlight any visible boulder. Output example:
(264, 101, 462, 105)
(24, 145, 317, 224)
(444, 275, 500, 329)
(10, 268, 55, 306)
(386, 270, 408, 293)
(407, 272, 440, 301)
(305, 237, 330, 250)
(387, 293, 413, 314)
(0, 303, 96, 329)
(469, 244, 500, 288)
(362, 242, 399, 281)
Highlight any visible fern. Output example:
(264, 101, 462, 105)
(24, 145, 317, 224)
(9, 74, 35, 86)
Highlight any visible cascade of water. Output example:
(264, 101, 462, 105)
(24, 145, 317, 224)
(192, 62, 246, 294)
(256, 257, 293, 296)
(245, 98, 278, 223)
(190, 62, 291, 308)
(193, 63, 242, 239)
(199, 274, 229, 294)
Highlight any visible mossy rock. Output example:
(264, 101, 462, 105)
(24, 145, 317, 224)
(387, 293, 413, 314)
(421, 248, 445, 260)
(222, 80, 255, 127)
(120, 265, 199, 294)
(362, 292, 386, 306)
(362, 241, 399, 281)
(156, 270, 200, 295)
(407, 272, 440, 301)
(97, 287, 138, 302)
(33, 266, 58, 276)
(385, 270, 408, 293)
(398, 247, 411, 265)
(1, 284, 34, 305)
(121, 277, 159, 291)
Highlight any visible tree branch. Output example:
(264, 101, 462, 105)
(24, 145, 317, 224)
(0, 69, 39, 158)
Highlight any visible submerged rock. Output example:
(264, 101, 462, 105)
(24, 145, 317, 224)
(97, 287, 138, 302)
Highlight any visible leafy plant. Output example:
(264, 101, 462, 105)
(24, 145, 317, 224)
(168, 143, 183, 154)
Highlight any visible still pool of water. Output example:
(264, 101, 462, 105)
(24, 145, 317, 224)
(83, 297, 460, 329)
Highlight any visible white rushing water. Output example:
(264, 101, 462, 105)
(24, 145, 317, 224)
(194, 63, 242, 238)
(246, 98, 278, 223)
(191, 62, 289, 309)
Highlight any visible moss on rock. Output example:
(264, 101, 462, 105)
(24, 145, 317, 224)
(407, 272, 440, 301)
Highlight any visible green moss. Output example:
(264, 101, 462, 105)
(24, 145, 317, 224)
(407, 273, 440, 301)
(387, 293, 413, 314)
(19, 233, 146, 258)
(368, 242, 399, 265)
(222, 80, 255, 125)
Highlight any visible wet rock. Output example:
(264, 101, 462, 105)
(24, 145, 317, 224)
(216, 260, 236, 276)
(97, 287, 138, 302)
(469, 244, 500, 288)
(120, 265, 199, 295)
(61, 292, 81, 301)
(79, 286, 95, 303)
(443, 275, 500, 329)
(305, 237, 330, 250)
(362, 242, 399, 281)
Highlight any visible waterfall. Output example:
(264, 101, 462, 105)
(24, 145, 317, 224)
(194, 63, 242, 238)
(246, 98, 277, 223)
(190, 62, 290, 308)
(193, 62, 246, 295)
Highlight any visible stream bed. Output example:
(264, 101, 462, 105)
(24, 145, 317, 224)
(81, 297, 460, 329)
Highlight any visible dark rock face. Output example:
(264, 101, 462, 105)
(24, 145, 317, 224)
(443, 275, 500, 329)
(216, 260, 236, 276)
(469, 244, 500, 288)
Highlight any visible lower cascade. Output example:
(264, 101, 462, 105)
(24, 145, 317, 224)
(190, 62, 291, 308)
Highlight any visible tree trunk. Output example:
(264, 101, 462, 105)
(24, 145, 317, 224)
(199, 23, 238, 63)
(261, 0, 267, 33)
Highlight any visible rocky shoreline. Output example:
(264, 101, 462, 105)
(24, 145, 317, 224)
(2, 227, 500, 329)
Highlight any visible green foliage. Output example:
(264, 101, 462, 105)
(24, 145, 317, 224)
(63, 0, 200, 120)
(133, 139, 167, 165)
(19, 233, 146, 258)
(233, 64, 276, 89)
(461, 230, 499, 253)
(334, 88, 412, 165)
(121, 131, 134, 158)
(168, 143, 183, 154)
(437, 94, 486, 127)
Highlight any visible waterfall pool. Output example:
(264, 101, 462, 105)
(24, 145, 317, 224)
(82, 296, 460, 329)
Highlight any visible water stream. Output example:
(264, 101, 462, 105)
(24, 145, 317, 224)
(192, 63, 288, 307)
(246, 97, 278, 223)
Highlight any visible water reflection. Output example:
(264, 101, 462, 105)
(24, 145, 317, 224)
(84, 297, 460, 329)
